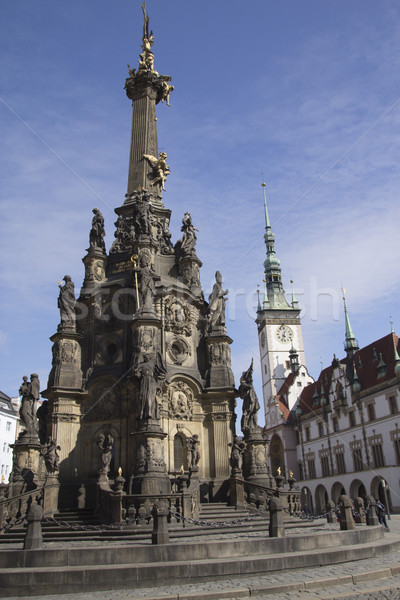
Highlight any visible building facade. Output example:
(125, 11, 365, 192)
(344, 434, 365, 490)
(296, 330, 400, 513)
(257, 194, 400, 512)
(0, 391, 19, 482)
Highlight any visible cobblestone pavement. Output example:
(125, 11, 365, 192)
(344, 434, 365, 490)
(6, 516, 400, 600)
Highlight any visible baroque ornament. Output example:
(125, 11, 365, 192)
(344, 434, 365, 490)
(164, 296, 192, 336)
(165, 381, 194, 420)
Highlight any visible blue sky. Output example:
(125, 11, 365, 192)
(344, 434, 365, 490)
(1, 1, 400, 423)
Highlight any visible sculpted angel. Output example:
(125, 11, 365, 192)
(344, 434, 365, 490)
(143, 152, 170, 191)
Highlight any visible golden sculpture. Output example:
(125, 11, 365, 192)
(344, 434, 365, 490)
(143, 152, 170, 191)
(277, 466, 281, 475)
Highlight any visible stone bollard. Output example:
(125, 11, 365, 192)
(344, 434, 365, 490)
(325, 500, 336, 524)
(269, 495, 285, 537)
(151, 502, 169, 545)
(366, 496, 379, 526)
(338, 495, 355, 530)
(354, 497, 366, 524)
(24, 501, 43, 549)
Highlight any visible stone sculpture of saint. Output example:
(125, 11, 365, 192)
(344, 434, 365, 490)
(98, 432, 114, 475)
(208, 271, 228, 328)
(239, 359, 260, 433)
(178, 212, 198, 257)
(136, 251, 159, 312)
(19, 374, 40, 437)
(58, 275, 76, 331)
(42, 438, 61, 473)
(133, 197, 152, 237)
(89, 208, 106, 252)
(187, 434, 201, 470)
(228, 435, 245, 472)
(134, 352, 167, 421)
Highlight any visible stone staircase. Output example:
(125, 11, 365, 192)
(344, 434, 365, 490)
(0, 502, 313, 545)
(0, 520, 394, 597)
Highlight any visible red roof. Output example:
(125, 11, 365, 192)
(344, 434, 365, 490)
(298, 332, 399, 417)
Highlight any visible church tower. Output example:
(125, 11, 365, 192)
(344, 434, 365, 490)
(256, 182, 306, 420)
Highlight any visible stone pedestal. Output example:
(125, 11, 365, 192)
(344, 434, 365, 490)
(269, 495, 285, 537)
(205, 326, 234, 388)
(151, 502, 169, 544)
(366, 496, 379, 526)
(43, 473, 60, 517)
(24, 502, 43, 550)
(339, 494, 355, 530)
(325, 500, 336, 523)
(131, 423, 170, 495)
(47, 331, 83, 389)
(354, 496, 366, 524)
(82, 248, 107, 290)
(131, 314, 162, 365)
(243, 426, 274, 487)
(229, 476, 246, 508)
(9, 438, 43, 496)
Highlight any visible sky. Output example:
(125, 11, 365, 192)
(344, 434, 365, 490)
(1, 0, 400, 426)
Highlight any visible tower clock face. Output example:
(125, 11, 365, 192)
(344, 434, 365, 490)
(275, 325, 293, 343)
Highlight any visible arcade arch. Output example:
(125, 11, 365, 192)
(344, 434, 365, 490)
(315, 484, 328, 512)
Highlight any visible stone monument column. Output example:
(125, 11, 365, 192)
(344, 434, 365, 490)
(130, 307, 170, 495)
(41, 276, 87, 484)
(239, 360, 275, 488)
(9, 374, 42, 496)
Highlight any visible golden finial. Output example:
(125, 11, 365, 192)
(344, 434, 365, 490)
(180, 465, 184, 474)
(118, 467, 122, 476)
(289, 469, 293, 478)
(277, 466, 281, 476)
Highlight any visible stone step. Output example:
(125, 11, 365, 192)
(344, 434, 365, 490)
(0, 525, 393, 597)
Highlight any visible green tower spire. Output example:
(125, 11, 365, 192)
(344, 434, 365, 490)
(260, 182, 291, 310)
(342, 287, 359, 358)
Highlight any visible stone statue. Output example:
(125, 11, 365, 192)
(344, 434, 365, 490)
(228, 435, 245, 472)
(178, 212, 198, 257)
(134, 352, 167, 421)
(143, 152, 170, 191)
(42, 438, 61, 473)
(239, 359, 260, 432)
(133, 196, 152, 237)
(208, 271, 228, 328)
(97, 432, 114, 475)
(89, 208, 106, 252)
(138, 2, 155, 72)
(19, 374, 40, 437)
(58, 275, 76, 331)
(135, 250, 159, 312)
(160, 80, 174, 106)
(187, 434, 201, 470)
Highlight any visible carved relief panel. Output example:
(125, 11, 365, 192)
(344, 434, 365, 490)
(164, 296, 192, 336)
(164, 381, 194, 420)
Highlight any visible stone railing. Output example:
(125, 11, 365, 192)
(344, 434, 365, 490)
(228, 477, 301, 514)
(0, 478, 60, 532)
(97, 477, 201, 527)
